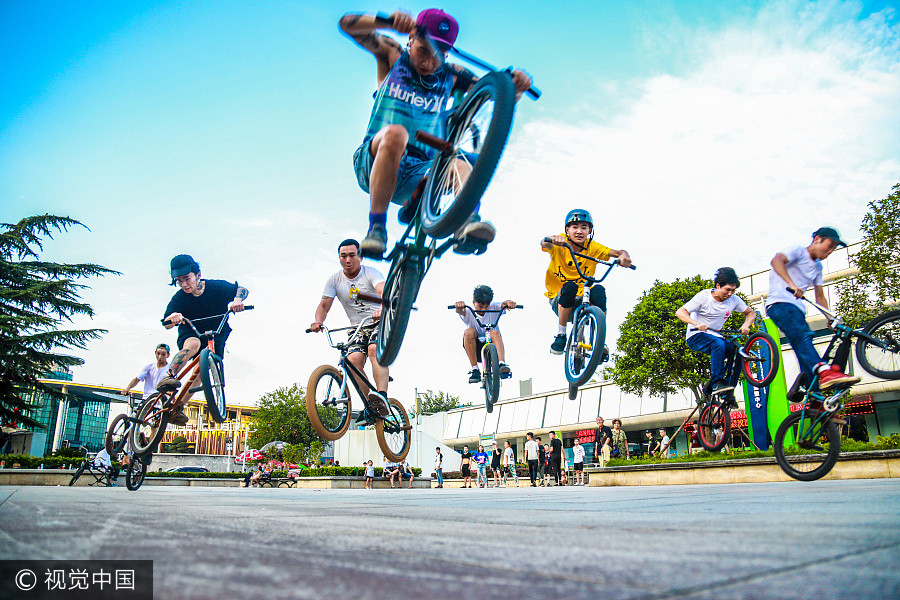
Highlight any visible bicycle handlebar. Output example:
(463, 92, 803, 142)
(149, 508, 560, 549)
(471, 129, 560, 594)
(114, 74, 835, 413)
(446, 305, 524, 311)
(542, 238, 636, 285)
(374, 12, 540, 99)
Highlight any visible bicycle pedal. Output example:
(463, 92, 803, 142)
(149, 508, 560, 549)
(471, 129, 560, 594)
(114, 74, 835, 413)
(578, 342, 592, 350)
(399, 425, 413, 431)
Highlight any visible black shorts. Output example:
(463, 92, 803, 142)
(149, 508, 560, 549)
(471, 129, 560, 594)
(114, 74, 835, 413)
(178, 329, 228, 358)
(574, 463, 584, 472)
(461, 464, 471, 477)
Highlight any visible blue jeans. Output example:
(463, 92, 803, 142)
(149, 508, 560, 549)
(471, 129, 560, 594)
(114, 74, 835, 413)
(435, 468, 443, 485)
(476, 463, 487, 486)
(767, 302, 822, 385)
(687, 332, 734, 390)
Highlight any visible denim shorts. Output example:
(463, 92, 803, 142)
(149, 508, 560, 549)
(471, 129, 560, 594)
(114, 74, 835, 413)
(548, 293, 580, 323)
(353, 138, 431, 206)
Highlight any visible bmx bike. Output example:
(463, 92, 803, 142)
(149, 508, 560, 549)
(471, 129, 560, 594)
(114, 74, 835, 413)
(105, 392, 149, 455)
(449, 303, 523, 412)
(372, 14, 540, 367)
(773, 291, 900, 481)
(542, 239, 636, 399)
(129, 307, 253, 455)
(68, 447, 116, 487)
(124, 453, 150, 491)
(306, 319, 412, 461)
(681, 324, 779, 452)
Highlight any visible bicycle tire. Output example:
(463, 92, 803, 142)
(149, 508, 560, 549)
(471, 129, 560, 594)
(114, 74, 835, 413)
(130, 395, 169, 455)
(125, 458, 147, 491)
(105, 413, 130, 456)
(69, 461, 87, 486)
(199, 348, 227, 423)
(697, 400, 731, 452)
(375, 398, 411, 462)
(305, 365, 351, 441)
(742, 331, 780, 387)
(773, 409, 840, 481)
(376, 258, 421, 367)
(855, 309, 900, 380)
(567, 382, 579, 401)
(565, 306, 606, 386)
(420, 71, 516, 238)
(483, 343, 500, 411)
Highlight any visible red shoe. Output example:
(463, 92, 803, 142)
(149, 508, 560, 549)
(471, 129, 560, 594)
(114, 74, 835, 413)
(818, 366, 860, 391)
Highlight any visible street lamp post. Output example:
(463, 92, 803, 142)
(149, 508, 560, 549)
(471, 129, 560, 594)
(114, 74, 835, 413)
(225, 438, 233, 472)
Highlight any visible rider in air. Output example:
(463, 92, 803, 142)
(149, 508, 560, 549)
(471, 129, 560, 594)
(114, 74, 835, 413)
(542, 210, 632, 355)
(453, 284, 518, 384)
(340, 8, 533, 257)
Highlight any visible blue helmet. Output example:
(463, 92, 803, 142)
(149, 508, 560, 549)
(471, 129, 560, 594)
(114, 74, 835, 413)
(565, 209, 593, 230)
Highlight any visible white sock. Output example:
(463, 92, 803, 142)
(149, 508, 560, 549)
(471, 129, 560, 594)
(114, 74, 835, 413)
(558, 324, 566, 335)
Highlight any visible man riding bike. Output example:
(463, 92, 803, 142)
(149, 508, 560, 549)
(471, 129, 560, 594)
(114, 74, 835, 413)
(541, 210, 632, 354)
(157, 254, 248, 425)
(340, 8, 533, 257)
(453, 284, 517, 383)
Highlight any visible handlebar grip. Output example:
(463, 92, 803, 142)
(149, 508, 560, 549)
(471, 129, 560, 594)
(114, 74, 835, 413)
(374, 12, 394, 26)
(513, 305, 524, 309)
(447, 306, 457, 310)
(525, 85, 541, 100)
(305, 328, 313, 333)
(786, 287, 795, 293)
(244, 305, 254, 310)
(543, 237, 553, 243)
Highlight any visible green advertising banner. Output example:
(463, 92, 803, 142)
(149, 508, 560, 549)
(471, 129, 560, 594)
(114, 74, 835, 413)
(745, 318, 791, 448)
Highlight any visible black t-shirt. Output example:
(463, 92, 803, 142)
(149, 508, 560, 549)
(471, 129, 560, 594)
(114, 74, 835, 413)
(595, 426, 612, 449)
(461, 450, 471, 465)
(550, 438, 562, 458)
(165, 279, 238, 345)
(538, 445, 546, 462)
(491, 449, 502, 469)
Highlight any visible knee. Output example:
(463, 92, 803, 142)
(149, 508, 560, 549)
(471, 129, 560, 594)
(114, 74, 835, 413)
(588, 285, 607, 312)
(376, 125, 409, 156)
(558, 281, 579, 308)
(463, 328, 477, 343)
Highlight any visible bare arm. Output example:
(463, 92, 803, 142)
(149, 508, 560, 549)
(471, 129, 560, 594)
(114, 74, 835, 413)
(339, 11, 409, 82)
(501, 300, 517, 310)
(120, 377, 140, 395)
(675, 306, 707, 331)
(310, 297, 335, 332)
(740, 307, 756, 335)
(814, 285, 828, 309)
(229, 285, 249, 312)
(608, 248, 632, 268)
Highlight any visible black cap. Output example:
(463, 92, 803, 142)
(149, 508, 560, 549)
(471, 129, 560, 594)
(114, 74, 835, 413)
(812, 227, 847, 247)
(170, 254, 199, 284)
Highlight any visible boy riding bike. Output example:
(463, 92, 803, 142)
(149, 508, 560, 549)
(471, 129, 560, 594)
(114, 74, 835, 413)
(542, 210, 632, 354)
(340, 8, 532, 257)
(453, 284, 518, 383)
(676, 267, 756, 399)
(157, 254, 248, 425)
(766, 227, 859, 392)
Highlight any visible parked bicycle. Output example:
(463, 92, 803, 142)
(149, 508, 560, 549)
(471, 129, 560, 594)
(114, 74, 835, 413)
(306, 318, 412, 461)
(542, 238, 636, 400)
(687, 324, 779, 452)
(129, 307, 253, 455)
(773, 292, 900, 481)
(449, 304, 523, 412)
(68, 447, 116, 487)
(372, 13, 540, 367)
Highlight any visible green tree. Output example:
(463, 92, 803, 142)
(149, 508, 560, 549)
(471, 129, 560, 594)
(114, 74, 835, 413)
(836, 183, 900, 326)
(415, 389, 462, 415)
(283, 441, 325, 466)
(605, 275, 753, 404)
(0, 215, 117, 428)
(247, 383, 324, 449)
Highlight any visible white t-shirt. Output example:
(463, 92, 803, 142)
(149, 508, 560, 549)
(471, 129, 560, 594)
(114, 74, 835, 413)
(573, 444, 585, 464)
(660, 435, 671, 455)
(137, 362, 169, 396)
(323, 266, 385, 325)
(458, 302, 505, 342)
(524, 439, 539, 461)
(93, 448, 111, 468)
(503, 447, 514, 466)
(766, 246, 824, 312)
(435, 453, 442, 469)
(682, 290, 748, 340)
(365, 464, 374, 477)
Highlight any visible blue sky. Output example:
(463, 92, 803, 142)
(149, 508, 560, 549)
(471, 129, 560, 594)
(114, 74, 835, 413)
(2, 0, 899, 414)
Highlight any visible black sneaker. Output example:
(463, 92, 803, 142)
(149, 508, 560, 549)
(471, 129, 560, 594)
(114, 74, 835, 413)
(712, 382, 735, 396)
(360, 224, 387, 258)
(455, 213, 496, 244)
(601, 345, 610, 363)
(156, 376, 181, 393)
(170, 408, 189, 426)
(468, 368, 481, 384)
(499, 362, 512, 379)
(550, 334, 566, 355)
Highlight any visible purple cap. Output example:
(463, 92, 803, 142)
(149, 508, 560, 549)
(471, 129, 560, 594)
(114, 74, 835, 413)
(416, 8, 458, 49)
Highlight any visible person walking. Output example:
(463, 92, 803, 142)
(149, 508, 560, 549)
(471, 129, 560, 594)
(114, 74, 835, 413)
(525, 432, 539, 487)
(548, 431, 563, 486)
(536, 437, 546, 486)
(434, 447, 443, 488)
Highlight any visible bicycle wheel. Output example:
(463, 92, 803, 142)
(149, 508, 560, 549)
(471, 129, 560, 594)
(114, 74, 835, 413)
(697, 400, 731, 452)
(420, 71, 516, 238)
(565, 306, 606, 386)
(130, 394, 168, 455)
(855, 309, 900, 379)
(482, 343, 500, 411)
(567, 382, 579, 401)
(306, 365, 351, 441)
(105, 413, 130, 455)
(376, 258, 421, 367)
(199, 348, 227, 423)
(68, 461, 87, 486)
(125, 459, 147, 491)
(375, 398, 411, 462)
(742, 331, 780, 387)
(774, 409, 840, 481)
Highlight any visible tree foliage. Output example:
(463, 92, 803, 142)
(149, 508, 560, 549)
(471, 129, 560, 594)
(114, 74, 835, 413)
(836, 183, 900, 326)
(415, 389, 462, 414)
(605, 275, 754, 403)
(0, 215, 118, 428)
(282, 441, 325, 466)
(247, 383, 324, 450)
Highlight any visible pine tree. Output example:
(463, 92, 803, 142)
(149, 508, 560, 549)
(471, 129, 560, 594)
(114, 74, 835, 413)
(0, 215, 118, 428)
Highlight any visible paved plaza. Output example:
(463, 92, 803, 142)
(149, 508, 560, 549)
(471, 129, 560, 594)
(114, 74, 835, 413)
(1, 479, 899, 600)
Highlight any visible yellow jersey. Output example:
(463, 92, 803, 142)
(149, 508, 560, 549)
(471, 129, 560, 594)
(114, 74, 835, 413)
(543, 236, 612, 298)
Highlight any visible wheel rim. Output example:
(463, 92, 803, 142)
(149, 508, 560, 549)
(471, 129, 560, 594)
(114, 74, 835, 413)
(209, 358, 225, 417)
(777, 411, 836, 476)
(381, 402, 409, 457)
(133, 401, 163, 453)
(313, 372, 349, 434)
(861, 315, 900, 376)
(426, 89, 495, 223)
(107, 416, 128, 454)
(698, 403, 727, 449)
(744, 335, 774, 384)
(566, 311, 597, 380)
